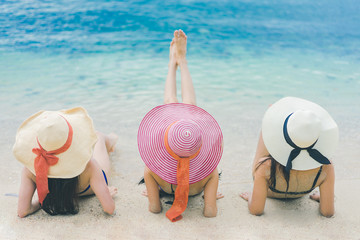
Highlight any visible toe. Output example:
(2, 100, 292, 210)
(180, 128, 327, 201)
(179, 29, 186, 38)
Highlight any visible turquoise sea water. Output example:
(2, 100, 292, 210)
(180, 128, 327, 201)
(0, 0, 359, 154)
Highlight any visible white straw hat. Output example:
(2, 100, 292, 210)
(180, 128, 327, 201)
(262, 97, 339, 171)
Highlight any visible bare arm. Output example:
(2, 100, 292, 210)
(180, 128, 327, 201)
(88, 159, 115, 215)
(318, 164, 335, 217)
(240, 132, 269, 215)
(17, 168, 41, 218)
(241, 164, 268, 216)
(144, 167, 162, 213)
(252, 132, 270, 174)
(203, 169, 219, 217)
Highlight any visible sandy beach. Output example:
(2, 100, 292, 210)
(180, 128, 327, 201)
(1, 102, 359, 240)
(1, 1, 360, 238)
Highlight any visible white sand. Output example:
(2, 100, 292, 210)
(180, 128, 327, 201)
(1, 103, 359, 240)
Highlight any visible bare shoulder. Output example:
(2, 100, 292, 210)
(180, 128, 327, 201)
(253, 157, 271, 179)
(322, 162, 335, 172)
(196, 168, 218, 186)
(145, 166, 168, 187)
(320, 162, 335, 180)
(83, 158, 101, 172)
(79, 158, 99, 181)
(22, 167, 36, 182)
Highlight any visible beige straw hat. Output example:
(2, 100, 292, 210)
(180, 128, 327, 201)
(262, 97, 339, 171)
(13, 107, 97, 178)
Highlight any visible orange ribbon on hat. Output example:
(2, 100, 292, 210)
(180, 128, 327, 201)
(164, 123, 201, 222)
(32, 116, 73, 205)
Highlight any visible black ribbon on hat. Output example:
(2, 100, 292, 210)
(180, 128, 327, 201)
(283, 113, 331, 172)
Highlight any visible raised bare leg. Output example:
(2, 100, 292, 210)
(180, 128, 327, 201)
(174, 29, 196, 106)
(164, 38, 178, 104)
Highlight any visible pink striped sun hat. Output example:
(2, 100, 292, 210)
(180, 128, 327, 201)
(138, 103, 223, 184)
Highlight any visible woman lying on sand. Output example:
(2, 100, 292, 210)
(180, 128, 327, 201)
(13, 107, 118, 217)
(138, 30, 224, 222)
(240, 97, 338, 217)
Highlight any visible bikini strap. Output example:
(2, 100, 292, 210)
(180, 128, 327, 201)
(78, 185, 90, 195)
(311, 165, 323, 189)
(170, 183, 175, 194)
(101, 170, 108, 185)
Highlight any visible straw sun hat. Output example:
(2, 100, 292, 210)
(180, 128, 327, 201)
(262, 97, 339, 171)
(138, 103, 223, 222)
(13, 107, 97, 204)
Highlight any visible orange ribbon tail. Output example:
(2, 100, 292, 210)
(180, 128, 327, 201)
(164, 122, 201, 222)
(165, 158, 190, 222)
(32, 116, 73, 205)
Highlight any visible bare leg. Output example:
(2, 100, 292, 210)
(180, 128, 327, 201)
(174, 29, 196, 106)
(164, 39, 178, 104)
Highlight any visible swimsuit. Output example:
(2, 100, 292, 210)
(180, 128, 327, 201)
(78, 170, 108, 195)
(269, 166, 322, 195)
(158, 184, 175, 194)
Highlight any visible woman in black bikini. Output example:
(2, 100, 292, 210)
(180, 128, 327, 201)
(240, 97, 338, 217)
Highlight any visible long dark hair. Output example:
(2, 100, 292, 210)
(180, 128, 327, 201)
(256, 155, 290, 192)
(41, 177, 79, 215)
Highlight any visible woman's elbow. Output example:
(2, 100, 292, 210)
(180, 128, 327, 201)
(17, 209, 28, 218)
(103, 203, 115, 215)
(320, 209, 334, 218)
(203, 206, 217, 218)
(248, 204, 264, 216)
(249, 208, 264, 216)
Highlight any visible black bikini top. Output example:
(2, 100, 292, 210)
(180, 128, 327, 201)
(269, 166, 323, 195)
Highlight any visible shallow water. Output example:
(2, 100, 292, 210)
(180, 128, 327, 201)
(0, 0, 359, 181)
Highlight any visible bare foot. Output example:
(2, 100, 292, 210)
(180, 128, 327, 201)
(169, 39, 177, 61)
(239, 192, 250, 201)
(174, 29, 187, 65)
(310, 191, 320, 202)
(105, 133, 118, 153)
(108, 186, 118, 197)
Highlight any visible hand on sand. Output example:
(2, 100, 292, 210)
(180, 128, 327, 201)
(309, 191, 320, 202)
(202, 192, 224, 200)
(141, 189, 148, 197)
(108, 186, 118, 197)
(216, 192, 224, 200)
(239, 192, 250, 201)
